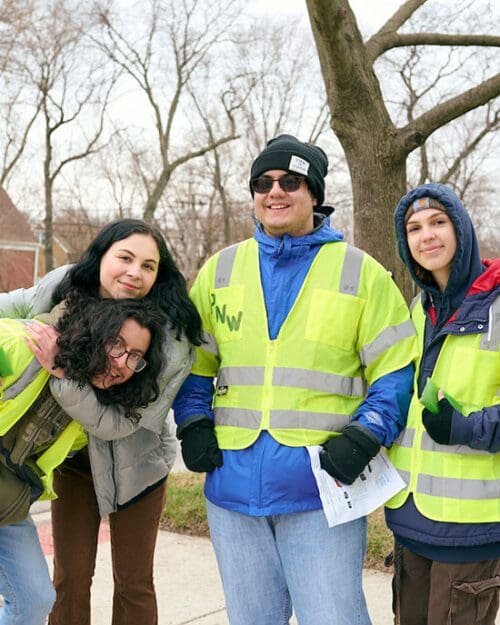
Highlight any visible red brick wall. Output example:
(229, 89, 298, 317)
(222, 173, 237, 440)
(0, 248, 36, 291)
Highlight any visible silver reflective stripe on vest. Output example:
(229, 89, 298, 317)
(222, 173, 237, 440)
(273, 367, 365, 397)
(218, 366, 265, 386)
(394, 427, 415, 449)
(270, 410, 350, 432)
(410, 293, 421, 312)
(360, 319, 415, 367)
(339, 246, 363, 295)
(396, 468, 410, 485)
(417, 473, 499, 500)
(214, 407, 261, 429)
(2, 358, 43, 400)
(200, 331, 219, 356)
(214, 243, 241, 288)
(420, 432, 493, 456)
(480, 295, 500, 351)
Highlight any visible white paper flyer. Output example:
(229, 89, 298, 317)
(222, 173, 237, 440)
(307, 447, 406, 528)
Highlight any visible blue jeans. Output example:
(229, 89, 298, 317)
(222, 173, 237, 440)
(207, 500, 372, 625)
(0, 517, 55, 625)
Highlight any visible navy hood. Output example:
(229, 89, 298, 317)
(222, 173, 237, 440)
(394, 183, 483, 306)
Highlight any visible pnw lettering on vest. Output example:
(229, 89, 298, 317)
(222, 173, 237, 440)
(210, 293, 243, 332)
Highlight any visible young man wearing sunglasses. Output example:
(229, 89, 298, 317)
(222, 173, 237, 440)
(174, 134, 417, 625)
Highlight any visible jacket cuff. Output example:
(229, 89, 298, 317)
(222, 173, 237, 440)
(345, 421, 382, 446)
(176, 414, 213, 438)
(344, 422, 381, 455)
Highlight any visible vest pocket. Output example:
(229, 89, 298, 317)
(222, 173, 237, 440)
(442, 346, 499, 410)
(305, 289, 363, 351)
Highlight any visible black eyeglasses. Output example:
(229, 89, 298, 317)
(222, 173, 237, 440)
(105, 338, 147, 373)
(250, 173, 305, 194)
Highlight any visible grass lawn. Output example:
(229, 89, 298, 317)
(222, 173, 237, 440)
(161, 472, 394, 573)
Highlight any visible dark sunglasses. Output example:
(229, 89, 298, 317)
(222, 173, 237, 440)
(250, 173, 305, 194)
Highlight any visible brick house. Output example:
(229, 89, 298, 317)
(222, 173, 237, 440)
(0, 187, 40, 291)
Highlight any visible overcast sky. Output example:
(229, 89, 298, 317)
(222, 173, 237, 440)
(248, 0, 405, 34)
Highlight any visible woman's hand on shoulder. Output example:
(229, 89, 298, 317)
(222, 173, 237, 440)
(24, 322, 64, 378)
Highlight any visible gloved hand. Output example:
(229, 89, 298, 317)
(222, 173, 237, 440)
(178, 419, 223, 473)
(422, 397, 454, 444)
(320, 424, 380, 485)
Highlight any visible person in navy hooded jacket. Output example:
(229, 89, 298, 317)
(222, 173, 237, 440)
(386, 182, 499, 625)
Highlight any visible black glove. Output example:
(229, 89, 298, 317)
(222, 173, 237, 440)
(422, 397, 454, 444)
(320, 424, 380, 485)
(178, 419, 223, 473)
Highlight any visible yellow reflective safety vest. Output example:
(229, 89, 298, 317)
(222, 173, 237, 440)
(386, 295, 500, 523)
(191, 239, 417, 450)
(0, 318, 86, 500)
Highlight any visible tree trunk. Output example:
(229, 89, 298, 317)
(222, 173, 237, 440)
(341, 133, 414, 300)
(44, 179, 54, 273)
(143, 168, 172, 223)
(306, 0, 500, 302)
(44, 120, 54, 273)
(306, 0, 415, 300)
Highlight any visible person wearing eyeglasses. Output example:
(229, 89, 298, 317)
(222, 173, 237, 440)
(173, 134, 418, 625)
(0, 295, 166, 625)
(385, 184, 499, 625)
(0, 218, 202, 625)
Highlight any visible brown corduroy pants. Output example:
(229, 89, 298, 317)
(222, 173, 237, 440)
(48, 460, 166, 625)
(393, 543, 500, 625)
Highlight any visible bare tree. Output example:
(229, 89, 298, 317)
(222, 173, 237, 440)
(12, 1, 115, 270)
(51, 206, 109, 263)
(91, 131, 147, 218)
(233, 17, 331, 157)
(154, 172, 253, 284)
(0, 1, 43, 187)
(0, 80, 43, 188)
(184, 58, 258, 246)
(93, 0, 242, 222)
(179, 16, 340, 250)
(306, 0, 500, 296)
(0, 0, 34, 70)
(383, 41, 500, 244)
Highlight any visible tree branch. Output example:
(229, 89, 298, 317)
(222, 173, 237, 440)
(398, 72, 500, 152)
(368, 32, 500, 62)
(441, 107, 499, 183)
(366, 0, 427, 60)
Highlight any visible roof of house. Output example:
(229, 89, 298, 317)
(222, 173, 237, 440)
(0, 186, 37, 243)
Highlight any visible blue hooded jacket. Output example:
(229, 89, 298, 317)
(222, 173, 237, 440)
(386, 182, 500, 562)
(175, 215, 414, 516)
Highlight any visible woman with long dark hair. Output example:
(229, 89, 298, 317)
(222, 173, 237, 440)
(0, 218, 202, 625)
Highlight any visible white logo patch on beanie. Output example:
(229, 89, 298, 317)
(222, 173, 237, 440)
(288, 155, 310, 176)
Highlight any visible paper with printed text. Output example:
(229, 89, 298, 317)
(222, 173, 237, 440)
(307, 447, 406, 528)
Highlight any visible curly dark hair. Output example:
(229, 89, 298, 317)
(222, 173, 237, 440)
(52, 218, 202, 345)
(54, 293, 167, 422)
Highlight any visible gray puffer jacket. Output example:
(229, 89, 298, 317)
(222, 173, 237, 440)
(0, 266, 193, 516)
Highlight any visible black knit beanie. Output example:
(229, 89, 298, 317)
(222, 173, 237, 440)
(249, 134, 328, 206)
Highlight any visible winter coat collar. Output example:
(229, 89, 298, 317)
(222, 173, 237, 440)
(254, 213, 344, 257)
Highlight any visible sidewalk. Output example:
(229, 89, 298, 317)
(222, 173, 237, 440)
(30, 442, 499, 625)
(33, 505, 394, 625)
